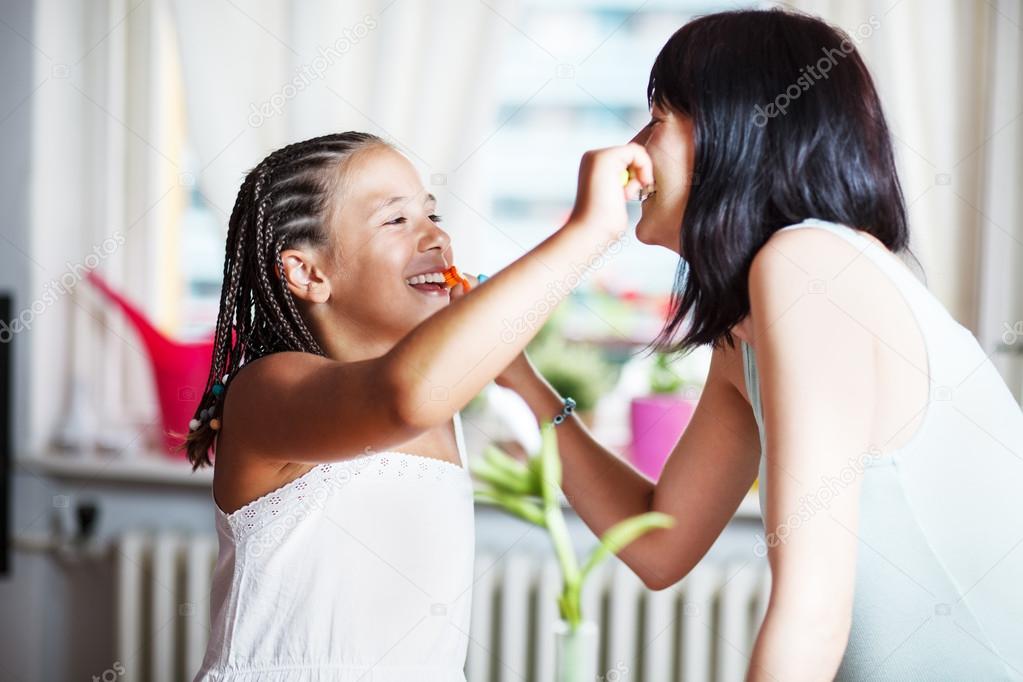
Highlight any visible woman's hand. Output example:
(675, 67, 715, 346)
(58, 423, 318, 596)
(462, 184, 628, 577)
(566, 142, 654, 238)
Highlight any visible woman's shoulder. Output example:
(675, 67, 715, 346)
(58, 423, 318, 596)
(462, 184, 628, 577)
(748, 223, 893, 309)
(752, 223, 857, 273)
(746, 223, 893, 370)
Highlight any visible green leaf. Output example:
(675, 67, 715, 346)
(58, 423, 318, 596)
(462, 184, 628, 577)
(538, 422, 562, 506)
(469, 455, 537, 496)
(527, 454, 545, 490)
(473, 489, 546, 526)
(581, 512, 676, 580)
(482, 446, 539, 494)
(545, 502, 580, 585)
(558, 589, 581, 630)
(650, 351, 686, 394)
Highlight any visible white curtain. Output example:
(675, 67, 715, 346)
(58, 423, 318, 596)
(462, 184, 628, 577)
(30, 0, 169, 452)
(975, 0, 1023, 401)
(168, 0, 505, 274)
(783, 0, 1023, 399)
(27, 0, 505, 454)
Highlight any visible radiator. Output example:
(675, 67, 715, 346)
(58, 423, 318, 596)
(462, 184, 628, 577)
(467, 552, 771, 682)
(116, 532, 770, 681)
(116, 530, 218, 682)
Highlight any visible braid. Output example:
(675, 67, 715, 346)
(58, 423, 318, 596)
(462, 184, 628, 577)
(275, 240, 323, 351)
(181, 132, 386, 469)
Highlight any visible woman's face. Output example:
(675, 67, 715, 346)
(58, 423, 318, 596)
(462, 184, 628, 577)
(283, 145, 455, 351)
(631, 102, 695, 254)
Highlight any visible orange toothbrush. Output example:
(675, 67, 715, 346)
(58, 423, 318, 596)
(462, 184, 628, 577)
(442, 266, 472, 293)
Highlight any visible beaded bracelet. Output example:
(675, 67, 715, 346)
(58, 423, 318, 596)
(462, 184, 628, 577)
(552, 396, 577, 426)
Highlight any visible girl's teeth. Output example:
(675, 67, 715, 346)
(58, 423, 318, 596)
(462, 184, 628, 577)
(407, 272, 444, 285)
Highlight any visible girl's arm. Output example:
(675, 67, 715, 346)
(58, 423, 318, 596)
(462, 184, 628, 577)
(384, 143, 641, 429)
(224, 144, 654, 464)
(497, 341, 762, 590)
(745, 228, 875, 681)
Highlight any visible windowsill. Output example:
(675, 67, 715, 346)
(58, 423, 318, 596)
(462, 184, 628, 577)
(17, 450, 212, 487)
(16, 451, 763, 520)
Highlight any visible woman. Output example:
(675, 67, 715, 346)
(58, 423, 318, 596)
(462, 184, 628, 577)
(498, 9, 1023, 680)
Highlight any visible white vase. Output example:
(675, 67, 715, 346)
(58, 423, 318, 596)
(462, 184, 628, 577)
(54, 377, 96, 453)
(553, 619, 598, 682)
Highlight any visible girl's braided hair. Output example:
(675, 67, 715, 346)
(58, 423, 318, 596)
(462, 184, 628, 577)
(181, 132, 386, 470)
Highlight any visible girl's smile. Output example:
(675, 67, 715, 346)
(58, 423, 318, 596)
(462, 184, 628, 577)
(285, 144, 457, 355)
(404, 267, 453, 298)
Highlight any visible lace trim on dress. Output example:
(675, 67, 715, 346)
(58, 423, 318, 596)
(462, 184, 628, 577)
(216, 451, 469, 538)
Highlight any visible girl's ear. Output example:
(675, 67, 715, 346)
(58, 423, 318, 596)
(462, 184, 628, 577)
(278, 249, 331, 304)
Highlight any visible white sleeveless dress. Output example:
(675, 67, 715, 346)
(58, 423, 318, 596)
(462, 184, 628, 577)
(742, 219, 1023, 679)
(194, 413, 475, 682)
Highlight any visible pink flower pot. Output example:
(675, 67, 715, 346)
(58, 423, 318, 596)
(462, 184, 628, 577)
(629, 395, 697, 480)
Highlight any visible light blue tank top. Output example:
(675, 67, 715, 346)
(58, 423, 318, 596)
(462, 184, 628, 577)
(741, 219, 1023, 680)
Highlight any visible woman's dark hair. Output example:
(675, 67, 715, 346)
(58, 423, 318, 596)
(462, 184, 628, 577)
(182, 131, 386, 469)
(648, 8, 913, 353)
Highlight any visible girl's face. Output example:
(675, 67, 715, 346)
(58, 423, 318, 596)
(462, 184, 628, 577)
(283, 145, 454, 351)
(630, 102, 695, 254)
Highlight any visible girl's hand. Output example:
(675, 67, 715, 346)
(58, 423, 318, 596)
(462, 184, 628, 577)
(448, 272, 479, 302)
(566, 142, 654, 238)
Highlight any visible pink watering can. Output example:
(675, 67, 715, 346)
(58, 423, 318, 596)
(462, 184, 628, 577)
(86, 271, 214, 457)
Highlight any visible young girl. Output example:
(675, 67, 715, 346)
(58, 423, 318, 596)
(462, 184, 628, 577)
(495, 9, 1023, 681)
(187, 132, 652, 681)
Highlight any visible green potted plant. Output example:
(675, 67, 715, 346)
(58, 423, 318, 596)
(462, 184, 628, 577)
(526, 335, 616, 428)
(472, 423, 674, 681)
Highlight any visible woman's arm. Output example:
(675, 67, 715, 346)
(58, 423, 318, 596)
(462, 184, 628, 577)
(745, 228, 875, 681)
(498, 341, 762, 590)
